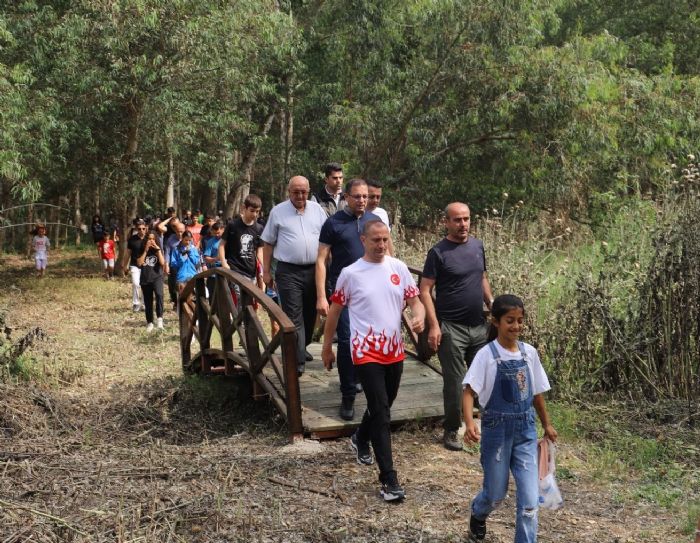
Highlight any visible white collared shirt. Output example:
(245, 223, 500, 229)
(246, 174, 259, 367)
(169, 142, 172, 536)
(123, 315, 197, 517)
(261, 200, 327, 265)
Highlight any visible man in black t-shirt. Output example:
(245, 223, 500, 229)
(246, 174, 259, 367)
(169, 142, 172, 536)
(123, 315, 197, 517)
(219, 194, 264, 283)
(123, 219, 147, 311)
(419, 202, 495, 451)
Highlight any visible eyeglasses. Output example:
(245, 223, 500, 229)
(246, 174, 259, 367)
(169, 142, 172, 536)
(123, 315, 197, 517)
(290, 190, 309, 196)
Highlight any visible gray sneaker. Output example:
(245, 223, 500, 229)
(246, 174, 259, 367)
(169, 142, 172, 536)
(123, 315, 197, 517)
(443, 430, 463, 451)
(380, 476, 406, 502)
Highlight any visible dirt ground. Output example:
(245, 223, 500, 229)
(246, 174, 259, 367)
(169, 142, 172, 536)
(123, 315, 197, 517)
(0, 250, 694, 542)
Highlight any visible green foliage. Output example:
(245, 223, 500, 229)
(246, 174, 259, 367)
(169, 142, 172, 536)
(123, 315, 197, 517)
(2, 0, 700, 228)
(481, 158, 699, 404)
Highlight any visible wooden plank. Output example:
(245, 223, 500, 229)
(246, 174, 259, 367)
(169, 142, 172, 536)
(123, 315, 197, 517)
(302, 390, 443, 411)
(291, 348, 447, 436)
(302, 404, 445, 434)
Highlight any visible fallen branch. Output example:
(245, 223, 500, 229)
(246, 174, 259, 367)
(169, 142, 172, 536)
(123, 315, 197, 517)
(268, 475, 342, 500)
(0, 498, 88, 537)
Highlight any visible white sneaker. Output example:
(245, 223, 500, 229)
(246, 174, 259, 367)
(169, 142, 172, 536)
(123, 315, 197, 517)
(146, 322, 154, 333)
(156, 318, 164, 330)
(133, 304, 141, 312)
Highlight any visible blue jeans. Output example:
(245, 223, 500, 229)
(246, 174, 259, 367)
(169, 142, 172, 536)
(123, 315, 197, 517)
(472, 411, 539, 543)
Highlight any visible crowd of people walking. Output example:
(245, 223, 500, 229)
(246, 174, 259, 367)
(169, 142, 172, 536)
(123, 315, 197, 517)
(81, 164, 556, 542)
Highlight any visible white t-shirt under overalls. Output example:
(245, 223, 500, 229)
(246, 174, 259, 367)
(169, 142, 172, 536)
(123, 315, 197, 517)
(462, 340, 551, 408)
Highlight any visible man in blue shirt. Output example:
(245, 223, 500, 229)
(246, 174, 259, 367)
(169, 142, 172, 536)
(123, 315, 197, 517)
(316, 178, 379, 420)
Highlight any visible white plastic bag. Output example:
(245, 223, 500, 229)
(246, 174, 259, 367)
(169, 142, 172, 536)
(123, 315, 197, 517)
(537, 437, 563, 510)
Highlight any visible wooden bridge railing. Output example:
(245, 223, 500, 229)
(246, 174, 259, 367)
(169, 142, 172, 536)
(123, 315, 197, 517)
(178, 267, 303, 441)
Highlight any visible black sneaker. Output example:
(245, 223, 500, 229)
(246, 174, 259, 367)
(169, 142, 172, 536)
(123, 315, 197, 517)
(467, 515, 486, 541)
(339, 397, 355, 420)
(305, 350, 313, 362)
(350, 432, 373, 465)
(380, 477, 406, 502)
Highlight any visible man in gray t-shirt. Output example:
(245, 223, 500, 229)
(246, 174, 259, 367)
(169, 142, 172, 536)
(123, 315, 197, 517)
(419, 202, 494, 451)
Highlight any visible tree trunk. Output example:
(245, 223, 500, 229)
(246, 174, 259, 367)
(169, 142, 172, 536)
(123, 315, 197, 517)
(205, 178, 218, 216)
(283, 87, 293, 199)
(25, 204, 34, 257)
(0, 181, 6, 251)
(176, 164, 181, 214)
(74, 187, 82, 246)
(166, 142, 175, 209)
(116, 99, 142, 275)
(223, 111, 276, 218)
(393, 201, 402, 242)
(51, 199, 59, 250)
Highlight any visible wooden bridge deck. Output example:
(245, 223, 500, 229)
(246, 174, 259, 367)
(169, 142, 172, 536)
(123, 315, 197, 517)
(262, 342, 445, 439)
(179, 267, 442, 441)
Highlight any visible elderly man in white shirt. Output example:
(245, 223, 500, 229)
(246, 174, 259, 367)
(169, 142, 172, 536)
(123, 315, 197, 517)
(262, 176, 328, 375)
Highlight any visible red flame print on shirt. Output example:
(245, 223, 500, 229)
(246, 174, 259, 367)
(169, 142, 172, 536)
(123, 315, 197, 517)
(351, 327, 404, 364)
(330, 288, 346, 305)
(390, 273, 400, 285)
(404, 284, 419, 298)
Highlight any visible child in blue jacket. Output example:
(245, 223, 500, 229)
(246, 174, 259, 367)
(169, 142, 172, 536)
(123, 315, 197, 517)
(169, 230, 201, 293)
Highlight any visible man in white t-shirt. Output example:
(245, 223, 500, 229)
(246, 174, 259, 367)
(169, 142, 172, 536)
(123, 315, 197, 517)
(366, 180, 394, 256)
(321, 220, 425, 502)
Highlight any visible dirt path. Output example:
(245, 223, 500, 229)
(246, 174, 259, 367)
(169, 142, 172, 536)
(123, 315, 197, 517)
(0, 250, 692, 542)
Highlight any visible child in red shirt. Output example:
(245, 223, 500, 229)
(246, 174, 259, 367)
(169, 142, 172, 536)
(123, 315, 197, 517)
(97, 231, 116, 280)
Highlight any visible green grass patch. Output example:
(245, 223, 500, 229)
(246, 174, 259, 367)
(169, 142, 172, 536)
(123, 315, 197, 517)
(547, 400, 699, 516)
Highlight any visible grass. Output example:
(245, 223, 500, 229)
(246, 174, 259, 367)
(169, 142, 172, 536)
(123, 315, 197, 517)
(546, 400, 699, 524)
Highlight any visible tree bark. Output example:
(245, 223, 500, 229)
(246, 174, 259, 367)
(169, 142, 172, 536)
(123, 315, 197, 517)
(0, 181, 6, 251)
(51, 198, 59, 250)
(166, 140, 176, 210)
(74, 187, 82, 246)
(281, 88, 294, 191)
(116, 99, 142, 275)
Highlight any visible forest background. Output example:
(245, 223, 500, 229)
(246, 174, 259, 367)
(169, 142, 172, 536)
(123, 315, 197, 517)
(0, 1, 699, 537)
(2, 0, 699, 402)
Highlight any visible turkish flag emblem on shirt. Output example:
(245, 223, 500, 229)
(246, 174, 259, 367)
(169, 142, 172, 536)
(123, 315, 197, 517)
(390, 274, 400, 285)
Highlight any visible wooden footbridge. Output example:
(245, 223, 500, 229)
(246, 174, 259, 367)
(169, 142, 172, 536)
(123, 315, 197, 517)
(178, 267, 445, 442)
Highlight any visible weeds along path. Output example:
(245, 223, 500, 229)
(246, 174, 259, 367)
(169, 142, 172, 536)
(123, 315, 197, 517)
(0, 249, 691, 542)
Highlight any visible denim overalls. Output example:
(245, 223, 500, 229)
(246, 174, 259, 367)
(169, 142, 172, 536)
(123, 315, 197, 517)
(471, 341, 539, 543)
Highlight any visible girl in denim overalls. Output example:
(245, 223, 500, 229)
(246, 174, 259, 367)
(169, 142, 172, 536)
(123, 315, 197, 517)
(462, 294, 558, 543)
